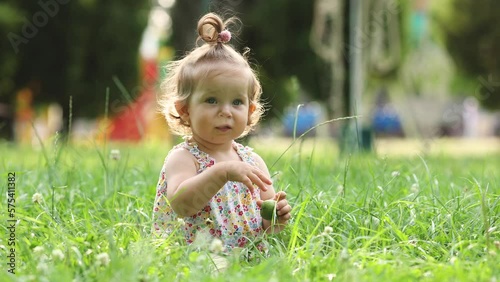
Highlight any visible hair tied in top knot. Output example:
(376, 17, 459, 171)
(218, 30, 231, 43)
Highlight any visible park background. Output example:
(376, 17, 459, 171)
(1, 0, 499, 154)
(1, 1, 500, 281)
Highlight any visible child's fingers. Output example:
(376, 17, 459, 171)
(261, 174, 272, 185)
(253, 168, 272, 185)
(251, 178, 267, 192)
(274, 191, 287, 201)
(256, 199, 263, 207)
(248, 172, 270, 192)
(277, 202, 291, 216)
(278, 213, 291, 222)
(240, 177, 255, 195)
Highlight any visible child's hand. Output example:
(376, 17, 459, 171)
(273, 191, 292, 223)
(257, 191, 291, 224)
(223, 161, 272, 195)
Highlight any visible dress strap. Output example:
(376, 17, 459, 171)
(171, 140, 254, 172)
(177, 140, 215, 172)
(233, 141, 256, 166)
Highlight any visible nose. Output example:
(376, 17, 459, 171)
(219, 104, 232, 117)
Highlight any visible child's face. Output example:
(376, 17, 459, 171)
(178, 69, 254, 145)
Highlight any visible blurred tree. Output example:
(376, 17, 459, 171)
(242, 0, 331, 118)
(0, 2, 26, 139)
(0, 0, 149, 129)
(169, 0, 205, 56)
(433, 0, 500, 110)
(0, 2, 23, 102)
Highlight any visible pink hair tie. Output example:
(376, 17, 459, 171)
(218, 30, 231, 43)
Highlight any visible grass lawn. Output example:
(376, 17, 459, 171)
(1, 138, 499, 281)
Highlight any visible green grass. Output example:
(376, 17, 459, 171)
(1, 138, 499, 281)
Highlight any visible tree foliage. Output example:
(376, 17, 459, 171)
(242, 0, 331, 116)
(0, 0, 149, 120)
(433, 0, 500, 109)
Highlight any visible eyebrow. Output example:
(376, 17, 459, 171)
(201, 90, 248, 99)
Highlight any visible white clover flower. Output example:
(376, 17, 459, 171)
(110, 149, 121, 160)
(410, 183, 419, 193)
(52, 249, 65, 260)
(324, 226, 333, 234)
(326, 273, 336, 281)
(96, 252, 111, 266)
(450, 256, 457, 265)
(32, 193, 43, 204)
(209, 238, 224, 254)
(33, 246, 45, 254)
(164, 247, 171, 255)
(391, 171, 400, 177)
(340, 249, 349, 261)
(336, 185, 344, 195)
(37, 262, 48, 273)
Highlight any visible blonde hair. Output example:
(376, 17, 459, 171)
(158, 13, 264, 137)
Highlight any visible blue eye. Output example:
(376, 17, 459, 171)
(206, 97, 217, 104)
(233, 99, 243, 106)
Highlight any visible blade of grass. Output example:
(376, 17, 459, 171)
(287, 194, 311, 260)
(270, 115, 360, 170)
(292, 104, 303, 140)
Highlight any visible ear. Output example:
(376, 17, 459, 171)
(247, 103, 256, 124)
(248, 103, 256, 115)
(175, 101, 189, 122)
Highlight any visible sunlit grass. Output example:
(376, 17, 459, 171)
(0, 138, 499, 281)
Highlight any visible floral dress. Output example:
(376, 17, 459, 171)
(152, 140, 265, 251)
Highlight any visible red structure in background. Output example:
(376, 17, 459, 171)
(108, 59, 158, 141)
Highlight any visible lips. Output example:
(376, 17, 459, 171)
(216, 125, 232, 131)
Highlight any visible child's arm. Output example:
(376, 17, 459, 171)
(164, 148, 271, 217)
(253, 153, 292, 233)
